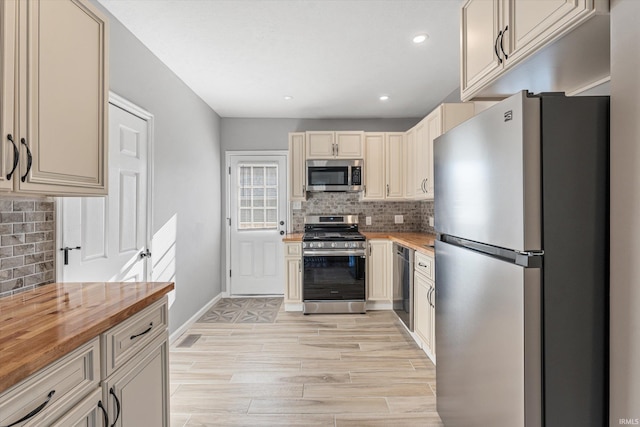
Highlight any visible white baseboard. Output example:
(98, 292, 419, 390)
(284, 302, 303, 312)
(366, 301, 393, 310)
(169, 293, 222, 344)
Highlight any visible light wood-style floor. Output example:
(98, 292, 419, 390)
(170, 302, 443, 426)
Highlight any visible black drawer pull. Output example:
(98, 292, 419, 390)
(20, 138, 32, 183)
(98, 400, 109, 426)
(130, 322, 153, 340)
(3, 390, 55, 427)
(109, 387, 121, 427)
(6, 134, 19, 180)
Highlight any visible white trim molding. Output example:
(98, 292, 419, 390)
(169, 293, 222, 344)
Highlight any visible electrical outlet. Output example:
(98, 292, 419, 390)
(292, 201, 302, 210)
(394, 215, 403, 224)
(429, 216, 434, 227)
(366, 216, 372, 225)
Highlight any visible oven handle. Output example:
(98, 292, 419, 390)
(303, 250, 366, 257)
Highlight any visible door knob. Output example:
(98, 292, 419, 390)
(60, 246, 81, 265)
(280, 230, 285, 235)
(139, 249, 152, 259)
(279, 221, 285, 226)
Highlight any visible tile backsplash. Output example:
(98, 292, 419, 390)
(0, 197, 55, 296)
(291, 192, 435, 234)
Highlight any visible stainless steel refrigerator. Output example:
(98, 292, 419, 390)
(434, 91, 608, 427)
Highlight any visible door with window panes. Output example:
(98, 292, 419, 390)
(229, 154, 287, 295)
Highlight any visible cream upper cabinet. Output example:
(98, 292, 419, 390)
(363, 133, 385, 200)
(0, 0, 108, 196)
(411, 103, 475, 201)
(288, 132, 306, 201)
(403, 127, 416, 199)
(461, 0, 505, 98)
(461, 0, 609, 101)
(0, 0, 16, 192)
(362, 132, 403, 201)
(385, 133, 404, 199)
(306, 131, 363, 159)
(367, 239, 392, 303)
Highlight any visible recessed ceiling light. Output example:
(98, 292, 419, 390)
(379, 95, 390, 101)
(284, 96, 293, 100)
(413, 34, 429, 44)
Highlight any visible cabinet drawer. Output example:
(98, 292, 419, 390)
(102, 297, 167, 378)
(415, 251, 434, 280)
(285, 243, 301, 256)
(0, 338, 100, 427)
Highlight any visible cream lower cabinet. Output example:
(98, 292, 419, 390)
(102, 333, 169, 427)
(284, 242, 302, 308)
(414, 251, 435, 363)
(367, 239, 392, 308)
(0, 298, 170, 427)
(1, 0, 108, 196)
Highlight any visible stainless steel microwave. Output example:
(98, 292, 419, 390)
(306, 159, 363, 192)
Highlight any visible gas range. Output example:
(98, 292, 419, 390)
(302, 215, 366, 252)
(301, 215, 367, 314)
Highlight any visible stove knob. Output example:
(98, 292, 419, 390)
(302, 242, 307, 248)
(331, 242, 337, 248)
(318, 242, 324, 248)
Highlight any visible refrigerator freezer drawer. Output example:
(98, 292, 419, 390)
(435, 240, 542, 427)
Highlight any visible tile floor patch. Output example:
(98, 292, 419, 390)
(198, 298, 283, 324)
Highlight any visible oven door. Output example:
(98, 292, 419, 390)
(302, 249, 366, 301)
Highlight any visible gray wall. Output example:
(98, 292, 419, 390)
(610, 0, 640, 422)
(93, 1, 223, 334)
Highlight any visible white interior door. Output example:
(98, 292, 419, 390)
(229, 154, 287, 295)
(60, 102, 149, 282)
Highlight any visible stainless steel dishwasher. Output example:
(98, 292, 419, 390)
(392, 243, 414, 331)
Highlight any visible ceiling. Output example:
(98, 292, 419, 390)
(98, 0, 464, 119)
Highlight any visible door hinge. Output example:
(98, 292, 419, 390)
(229, 269, 232, 277)
(227, 217, 231, 226)
(228, 166, 231, 175)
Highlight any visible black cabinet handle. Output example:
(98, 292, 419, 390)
(6, 134, 19, 180)
(109, 387, 121, 427)
(500, 25, 509, 60)
(2, 390, 55, 427)
(494, 30, 503, 64)
(20, 138, 32, 183)
(130, 322, 153, 340)
(98, 400, 109, 426)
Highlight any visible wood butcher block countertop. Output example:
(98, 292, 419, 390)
(0, 281, 174, 394)
(282, 232, 436, 255)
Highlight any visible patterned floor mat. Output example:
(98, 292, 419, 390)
(197, 297, 283, 324)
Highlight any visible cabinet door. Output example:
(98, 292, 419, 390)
(284, 255, 301, 303)
(335, 131, 363, 158)
(363, 133, 385, 200)
(424, 109, 441, 199)
(413, 120, 428, 200)
(385, 133, 404, 199)
(367, 240, 391, 302)
(104, 334, 169, 427)
(0, 0, 16, 192)
(288, 133, 306, 201)
(509, 0, 590, 62)
(50, 389, 107, 427)
(414, 273, 432, 351)
(461, 0, 505, 98)
(306, 131, 334, 159)
(17, 0, 107, 195)
(403, 128, 415, 199)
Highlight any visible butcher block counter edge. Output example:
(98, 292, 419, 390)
(0, 281, 174, 394)
(282, 232, 435, 255)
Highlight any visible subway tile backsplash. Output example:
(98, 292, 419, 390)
(0, 197, 55, 296)
(291, 192, 435, 234)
